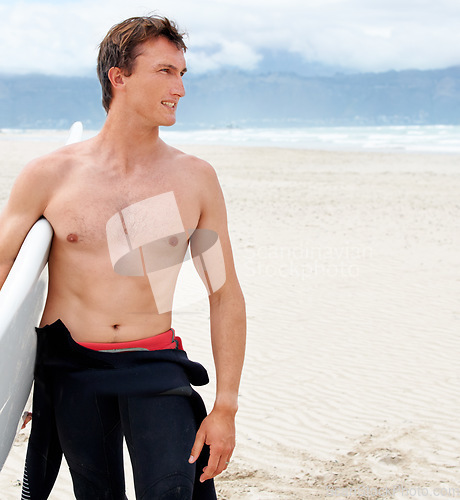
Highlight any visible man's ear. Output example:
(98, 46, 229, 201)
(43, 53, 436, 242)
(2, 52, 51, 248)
(108, 67, 126, 89)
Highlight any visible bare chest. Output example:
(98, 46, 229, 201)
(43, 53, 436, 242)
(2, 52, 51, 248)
(43, 172, 200, 252)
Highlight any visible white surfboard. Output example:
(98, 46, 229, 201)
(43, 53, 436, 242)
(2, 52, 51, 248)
(66, 121, 83, 145)
(0, 122, 83, 471)
(0, 219, 53, 470)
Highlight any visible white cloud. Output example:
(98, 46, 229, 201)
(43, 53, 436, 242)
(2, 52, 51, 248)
(0, 0, 459, 75)
(188, 41, 262, 73)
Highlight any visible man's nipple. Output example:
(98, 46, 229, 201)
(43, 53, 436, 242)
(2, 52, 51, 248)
(67, 233, 79, 243)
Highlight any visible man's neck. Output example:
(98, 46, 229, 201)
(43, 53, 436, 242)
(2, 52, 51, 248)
(95, 111, 167, 170)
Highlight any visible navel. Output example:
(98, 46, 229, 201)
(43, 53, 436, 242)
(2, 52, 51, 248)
(67, 233, 79, 243)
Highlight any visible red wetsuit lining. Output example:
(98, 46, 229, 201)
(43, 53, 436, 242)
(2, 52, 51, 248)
(77, 328, 183, 351)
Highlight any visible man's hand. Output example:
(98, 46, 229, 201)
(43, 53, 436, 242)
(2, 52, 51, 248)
(189, 407, 236, 482)
(21, 411, 32, 429)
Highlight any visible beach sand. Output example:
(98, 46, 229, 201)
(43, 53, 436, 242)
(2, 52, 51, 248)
(0, 133, 459, 499)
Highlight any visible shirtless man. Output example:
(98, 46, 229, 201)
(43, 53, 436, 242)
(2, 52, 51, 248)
(0, 16, 245, 499)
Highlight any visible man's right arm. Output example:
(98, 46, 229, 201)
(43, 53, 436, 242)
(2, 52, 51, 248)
(0, 158, 52, 289)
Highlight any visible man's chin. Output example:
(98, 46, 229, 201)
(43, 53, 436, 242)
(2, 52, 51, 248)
(160, 117, 177, 128)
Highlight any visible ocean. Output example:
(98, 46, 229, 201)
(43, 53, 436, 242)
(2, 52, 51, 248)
(1, 125, 460, 154)
(161, 125, 460, 154)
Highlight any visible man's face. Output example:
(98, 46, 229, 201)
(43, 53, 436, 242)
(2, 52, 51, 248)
(123, 37, 187, 127)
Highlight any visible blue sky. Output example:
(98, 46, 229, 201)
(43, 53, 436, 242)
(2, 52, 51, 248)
(0, 0, 459, 76)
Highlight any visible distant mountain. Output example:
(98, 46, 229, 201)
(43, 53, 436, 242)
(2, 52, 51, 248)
(180, 66, 460, 128)
(0, 66, 459, 129)
(0, 74, 104, 129)
(255, 50, 357, 78)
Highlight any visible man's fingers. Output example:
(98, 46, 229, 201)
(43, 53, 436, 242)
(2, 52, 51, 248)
(199, 449, 220, 482)
(199, 461, 229, 482)
(214, 455, 231, 477)
(21, 412, 32, 430)
(189, 428, 206, 464)
(223, 450, 233, 470)
(191, 412, 236, 481)
(200, 448, 234, 482)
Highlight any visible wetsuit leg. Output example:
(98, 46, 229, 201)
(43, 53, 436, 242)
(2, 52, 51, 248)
(54, 391, 127, 500)
(119, 394, 197, 500)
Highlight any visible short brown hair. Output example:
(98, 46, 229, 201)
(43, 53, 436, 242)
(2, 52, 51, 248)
(97, 15, 187, 112)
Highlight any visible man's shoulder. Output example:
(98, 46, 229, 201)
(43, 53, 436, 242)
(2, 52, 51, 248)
(22, 142, 86, 181)
(166, 145, 218, 180)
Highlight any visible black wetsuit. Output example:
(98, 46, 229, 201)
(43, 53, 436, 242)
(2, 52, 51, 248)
(21, 320, 217, 500)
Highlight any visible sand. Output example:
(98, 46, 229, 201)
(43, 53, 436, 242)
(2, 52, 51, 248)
(0, 132, 459, 499)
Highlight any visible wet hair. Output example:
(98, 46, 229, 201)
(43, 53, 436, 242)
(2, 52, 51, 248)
(97, 15, 187, 112)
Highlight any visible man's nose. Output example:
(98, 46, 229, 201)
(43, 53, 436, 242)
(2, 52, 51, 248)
(174, 76, 185, 98)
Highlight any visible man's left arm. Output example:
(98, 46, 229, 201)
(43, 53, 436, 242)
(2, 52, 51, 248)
(188, 161, 246, 482)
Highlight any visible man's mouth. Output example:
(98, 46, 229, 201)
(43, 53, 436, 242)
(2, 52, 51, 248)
(161, 101, 176, 109)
